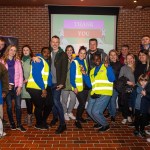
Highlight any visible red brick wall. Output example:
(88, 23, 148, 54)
(0, 7, 150, 55)
(0, 7, 49, 54)
(117, 9, 150, 54)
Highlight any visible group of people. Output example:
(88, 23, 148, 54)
(0, 35, 150, 142)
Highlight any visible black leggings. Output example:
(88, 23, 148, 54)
(134, 109, 147, 131)
(25, 98, 33, 115)
(76, 90, 88, 121)
(27, 86, 53, 125)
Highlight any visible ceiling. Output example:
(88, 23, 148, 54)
(0, 0, 150, 9)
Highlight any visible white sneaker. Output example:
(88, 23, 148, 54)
(0, 132, 6, 137)
(147, 138, 150, 142)
(121, 119, 127, 124)
(127, 116, 132, 123)
(68, 113, 76, 120)
(64, 113, 70, 121)
(145, 130, 150, 135)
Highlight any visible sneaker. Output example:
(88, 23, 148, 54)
(10, 123, 16, 130)
(147, 138, 150, 142)
(34, 124, 48, 130)
(111, 116, 115, 122)
(133, 130, 139, 136)
(139, 131, 146, 138)
(0, 132, 6, 137)
(93, 123, 102, 129)
(145, 130, 150, 135)
(99, 125, 110, 132)
(68, 113, 76, 120)
(75, 121, 82, 129)
(42, 122, 50, 130)
(64, 113, 70, 121)
(127, 116, 132, 123)
(16, 125, 26, 132)
(121, 119, 127, 124)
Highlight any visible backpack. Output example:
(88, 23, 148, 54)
(114, 76, 130, 93)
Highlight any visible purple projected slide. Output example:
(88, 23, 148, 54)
(64, 20, 104, 29)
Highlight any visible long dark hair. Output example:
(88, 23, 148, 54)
(21, 45, 34, 59)
(65, 45, 75, 54)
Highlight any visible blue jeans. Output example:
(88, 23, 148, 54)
(87, 95, 110, 126)
(51, 84, 65, 125)
(108, 89, 118, 117)
(6, 88, 22, 125)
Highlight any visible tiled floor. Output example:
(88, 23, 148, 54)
(0, 109, 150, 150)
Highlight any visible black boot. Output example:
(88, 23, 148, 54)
(50, 118, 58, 127)
(75, 121, 82, 129)
(55, 124, 66, 134)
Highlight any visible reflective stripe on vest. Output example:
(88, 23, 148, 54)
(27, 57, 49, 90)
(90, 64, 113, 96)
(72, 59, 88, 92)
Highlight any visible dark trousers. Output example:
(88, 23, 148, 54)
(25, 98, 33, 115)
(6, 88, 22, 125)
(76, 90, 88, 121)
(27, 86, 53, 125)
(121, 93, 131, 119)
(134, 109, 147, 131)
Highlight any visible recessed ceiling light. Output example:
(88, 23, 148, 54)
(80, 0, 84, 2)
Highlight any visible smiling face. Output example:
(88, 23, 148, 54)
(126, 55, 135, 66)
(66, 47, 74, 58)
(42, 48, 50, 60)
(8, 46, 17, 58)
(93, 55, 101, 66)
(50, 37, 60, 51)
(109, 51, 118, 62)
(78, 49, 86, 60)
(139, 52, 147, 64)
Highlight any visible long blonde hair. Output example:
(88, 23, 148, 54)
(125, 53, 135, 72)
(2, 45, 20, 63)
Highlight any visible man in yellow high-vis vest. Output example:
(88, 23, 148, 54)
(82, 53, 115, 132)
(27, 47, 53, 130)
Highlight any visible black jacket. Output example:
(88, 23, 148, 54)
(50, 47, 68, 87)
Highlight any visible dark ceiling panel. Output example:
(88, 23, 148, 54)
(0, 0, 149, 8)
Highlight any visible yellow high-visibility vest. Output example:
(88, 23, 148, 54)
(72, 59, 88, 92)
(90, 64, 113, 96)
(27, 57, 49, 90)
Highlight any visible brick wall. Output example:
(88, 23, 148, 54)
(0, 7, 150, 55)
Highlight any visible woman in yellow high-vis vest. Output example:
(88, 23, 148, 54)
(82, 53, 115, 132)
(70, 46, 89, 129)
